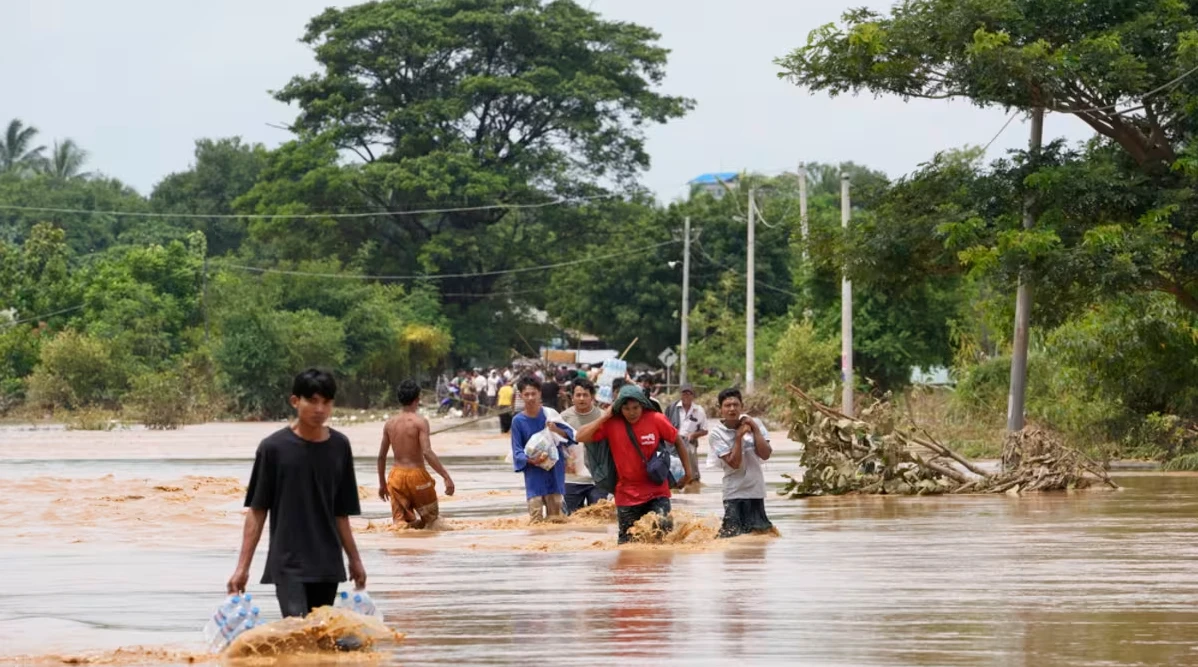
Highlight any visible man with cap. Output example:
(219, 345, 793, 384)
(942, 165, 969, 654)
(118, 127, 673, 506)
(576, 385, 695, 543)
(667, 384, 708, 491)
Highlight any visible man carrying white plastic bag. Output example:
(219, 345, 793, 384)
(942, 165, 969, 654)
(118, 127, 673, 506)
(510, 376, 576, 522)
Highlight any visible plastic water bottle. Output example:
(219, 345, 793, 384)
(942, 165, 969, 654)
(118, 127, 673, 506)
(203, 595, 241, 646)
(669, 455, 685, 485)
(335, 590, 380, 618)
(351, 592, 377, 617)
(219, 609, 249, 644)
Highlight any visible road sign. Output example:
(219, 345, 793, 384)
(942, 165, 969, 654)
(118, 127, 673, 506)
(658, 347, 678, 368)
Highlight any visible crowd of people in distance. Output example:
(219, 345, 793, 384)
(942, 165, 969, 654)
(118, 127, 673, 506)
(228, 366, 777, 618)
(426, 363, 777, 542)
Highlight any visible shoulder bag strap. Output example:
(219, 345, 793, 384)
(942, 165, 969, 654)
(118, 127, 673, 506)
(623, 419, 649, 463)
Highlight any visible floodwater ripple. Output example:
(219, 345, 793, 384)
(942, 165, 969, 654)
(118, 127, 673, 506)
(2, 423, 1198, 665)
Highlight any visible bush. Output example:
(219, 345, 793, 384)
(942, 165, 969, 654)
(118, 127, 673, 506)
(768, 320, 839, 399)
(128, 367, 193, 430)
(215, 308, 345, 418)
(65, 407, 121, 431)
(27, 330, 129, 410)
(0, 325, 43, 413)
(1126, 412, 1198, 462)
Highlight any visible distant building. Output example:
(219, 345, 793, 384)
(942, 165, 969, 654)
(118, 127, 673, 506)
(688, 172, 740, 199)
(910, 366, 953, 386)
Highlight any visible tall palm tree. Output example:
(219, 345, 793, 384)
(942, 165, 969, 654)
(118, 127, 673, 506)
(0, 119, 47, 174)
(43, 139, 90, 180)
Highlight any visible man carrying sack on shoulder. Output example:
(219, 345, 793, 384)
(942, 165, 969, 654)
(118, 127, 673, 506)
(576, 385, 695, 543)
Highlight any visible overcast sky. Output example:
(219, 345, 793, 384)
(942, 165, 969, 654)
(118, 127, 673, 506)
(3, 0, 1095, 202)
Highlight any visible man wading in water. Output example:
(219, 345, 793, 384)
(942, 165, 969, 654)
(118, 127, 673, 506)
(577, 385, 695, 543)
(560, 378, 610, 513)
(511, 376, 575, 523)
(227, 369, 366, 617)
(708, 388, 775, 538)
(377, 379, 455, 528)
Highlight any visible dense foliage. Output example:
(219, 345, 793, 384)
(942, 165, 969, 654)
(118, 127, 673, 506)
(778, 0, 1198, 459)
(1, 0, 1196, 464)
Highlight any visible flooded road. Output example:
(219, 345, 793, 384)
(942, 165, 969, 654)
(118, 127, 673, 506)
(3, 421, 1198, 665)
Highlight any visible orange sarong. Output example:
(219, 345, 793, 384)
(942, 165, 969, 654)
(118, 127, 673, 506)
(387, 467, 440, 528)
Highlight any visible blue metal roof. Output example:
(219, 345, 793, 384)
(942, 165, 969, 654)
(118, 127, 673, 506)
(688, 171, 740, 185)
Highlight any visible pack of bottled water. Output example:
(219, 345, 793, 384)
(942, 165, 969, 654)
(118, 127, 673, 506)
(595, 358, 627, 405)
(202, 594, 261, 653)
(334, 590, 383, 620)
(669, 454, 685, 485)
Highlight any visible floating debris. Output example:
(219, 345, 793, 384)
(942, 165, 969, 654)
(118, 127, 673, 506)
(780, 385, 1117, 497)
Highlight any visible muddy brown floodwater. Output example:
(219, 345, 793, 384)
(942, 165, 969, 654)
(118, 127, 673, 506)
(4, 420, 1198, 666)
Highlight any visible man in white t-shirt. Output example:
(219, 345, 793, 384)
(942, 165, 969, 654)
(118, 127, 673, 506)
(707, 387, 774, 538)
(667, 384, 707, 490)
(486, 370, 500, 409)
(560, 378, 609, 513)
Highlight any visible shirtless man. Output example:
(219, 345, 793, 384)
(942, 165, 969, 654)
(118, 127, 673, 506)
(377, 380, 455, 528)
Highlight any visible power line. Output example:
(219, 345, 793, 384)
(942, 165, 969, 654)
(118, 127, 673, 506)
(1, 304, 85, 328)
(439, 288, 545, 298)
(1047, 63, 1198, 115)
(982, 111, 1019, 152)
(0, 194, 620, 221)
(225, 240, 679, 281)
(693, 243, 802, 298)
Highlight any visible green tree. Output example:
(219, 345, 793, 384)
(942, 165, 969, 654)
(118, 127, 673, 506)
(0, 223, 81, 327)
(79, 235, 205, 362)
(152, 137, 268, 256)
(0, 119, 47, 175)
(41, 139, 90, 180)
(0, 173, 164, 252)
(777, 0, 1198, 316)
(251, 0, 692, 304)
(27, 329, 130, 410)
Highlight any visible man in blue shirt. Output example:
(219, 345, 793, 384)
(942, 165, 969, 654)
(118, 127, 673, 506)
(510, 376, 575, 522)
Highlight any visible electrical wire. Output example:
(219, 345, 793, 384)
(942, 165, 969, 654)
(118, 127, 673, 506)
(0, 194, 620, 220)
(0, 304, 85, 328)
(1046, 62, 1198, 115)
(224, 239, 679, 281)
(982, 111, 1019, 152)
(693, 243, 802, 298)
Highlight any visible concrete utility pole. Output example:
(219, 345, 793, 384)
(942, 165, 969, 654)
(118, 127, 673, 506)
(1007, 108, 1045, 432)
(202, 255, 210, 345)
(798, 163, 809, 263)
(745, 188, 756, 393)
(840, 173, 854, 417)
(679, 216, 691, 387)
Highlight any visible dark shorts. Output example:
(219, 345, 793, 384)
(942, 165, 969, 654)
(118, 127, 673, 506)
(564, 483, 609, 514)
(616, 497, 672, 544)
(275, 580, 339, 618)
(499, 412, 513, 433)
(717, 498, 774, 538)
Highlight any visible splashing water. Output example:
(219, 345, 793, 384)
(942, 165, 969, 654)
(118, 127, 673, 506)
(224, 607, 403, 659)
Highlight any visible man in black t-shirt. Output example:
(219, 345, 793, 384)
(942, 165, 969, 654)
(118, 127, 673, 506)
(226, 369, 367, 618)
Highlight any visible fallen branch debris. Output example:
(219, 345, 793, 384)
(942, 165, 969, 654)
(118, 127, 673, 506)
(780, 384, 1118, 498)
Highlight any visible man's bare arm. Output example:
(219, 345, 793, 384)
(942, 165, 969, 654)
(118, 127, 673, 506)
(377, 428, 391, 501)
(420, 417, 455, 496)
(227, 508, 266, 594)
(336, 516, 366, 589)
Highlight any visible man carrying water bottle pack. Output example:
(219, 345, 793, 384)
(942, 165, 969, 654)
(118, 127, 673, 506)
(226, 369, 367, 617)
